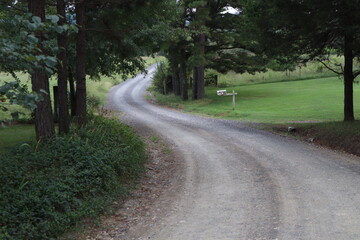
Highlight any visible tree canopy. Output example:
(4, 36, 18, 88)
(243, 0, 360, 121)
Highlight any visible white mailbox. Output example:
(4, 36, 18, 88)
(216, 89, 238, 110)
(217, 90, 227, 96)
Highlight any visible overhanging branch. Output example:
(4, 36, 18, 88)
(354, 70, 360, 79)
(318, 59, 343, 75)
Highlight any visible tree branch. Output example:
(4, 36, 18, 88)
(318, 59, 343, 75)
(7, 4, 27, 13)
(354, 70, 360, 79)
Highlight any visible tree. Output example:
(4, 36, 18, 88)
(28, 0, 55, 140)
(160, 1, 267, 101)
(67, 0, 177, 123)
(189, 1, 208, 100)
(243, 0, 360, 121)
(56, 0, 70, 134)
(0, 12, 45, 116)
(75, 0, 87, 126)
(165, 2, 192, 100)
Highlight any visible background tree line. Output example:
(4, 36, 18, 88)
(0, 0, 174, 140)
(159, 0, 360, 122)
(1, 0, 360, 138)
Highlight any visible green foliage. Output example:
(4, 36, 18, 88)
(0, 10, 77, 118)
(151, 62, 172, 94)
(243, 0, 360, 66)
(0, 116, 145, 239)
(0, 80, 43, 114)
(0, 13, 76, 75)
(86, 95, 101, 113)
(83, 0, 176, 79)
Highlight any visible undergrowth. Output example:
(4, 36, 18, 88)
(0, 116, 145, 240)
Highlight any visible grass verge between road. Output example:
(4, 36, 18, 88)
(0, 116, 146, 240)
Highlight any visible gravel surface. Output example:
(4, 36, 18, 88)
(102, 65, 360, 240)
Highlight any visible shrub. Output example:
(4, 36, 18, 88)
(86, 95, 102, 114)
(0, 116, 145, 239)
(151, 61, 172, 94)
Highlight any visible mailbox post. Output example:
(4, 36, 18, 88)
(217, 89, 238, 110)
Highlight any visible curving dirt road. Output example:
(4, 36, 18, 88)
(107, 65, 360, 240)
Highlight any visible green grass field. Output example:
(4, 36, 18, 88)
(156, 76, 360, 123)
(0, 124, 35, 153)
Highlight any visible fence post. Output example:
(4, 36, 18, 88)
(232, 90, 235, 110)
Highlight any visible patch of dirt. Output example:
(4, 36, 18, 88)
(264, 123, 360, 157)
(67, 125, 184, 240)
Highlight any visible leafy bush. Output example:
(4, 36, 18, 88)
(0, 116, 145, 240)
(151, 61, 172, 94)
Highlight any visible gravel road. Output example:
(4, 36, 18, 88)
(107, 65, 360, 240)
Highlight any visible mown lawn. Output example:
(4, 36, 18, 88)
(0, 124, 35, 154)
(156, 76, 360, 123)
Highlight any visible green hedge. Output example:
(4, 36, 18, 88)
(0, 116, 145, 240)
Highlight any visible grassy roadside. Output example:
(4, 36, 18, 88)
(0, 57, 164, 239)
(265, 121, 360, 157)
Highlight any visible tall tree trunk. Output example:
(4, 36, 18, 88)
(68, 67, 77, 116)
(75, 0, 87, 126)
(172, 63, 180, 95)
(57, 0, 69, 134)
(192, 3, 206, 101)
(197, 33, 205, 99)
(169, 53, 181, 95)
(192, 66, 198, 100)
(179, 49, 188, 101)
(343, 33, 354, 121)
(28, 0, 55, 141)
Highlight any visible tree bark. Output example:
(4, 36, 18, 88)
(172, 64, 180, 95)
(68, 67, 77, 116)
(28, 0, 55, 141)
(192, 66, 198, 100)
(169, 53, 181, 96)
(179, 49, 188, 101)
(197, 33, 205, 99)
(343, 33, 354, 121)
(192, 3, 207, 100)
(57, 0, 69, 134)
(75, 0, 87, 126)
